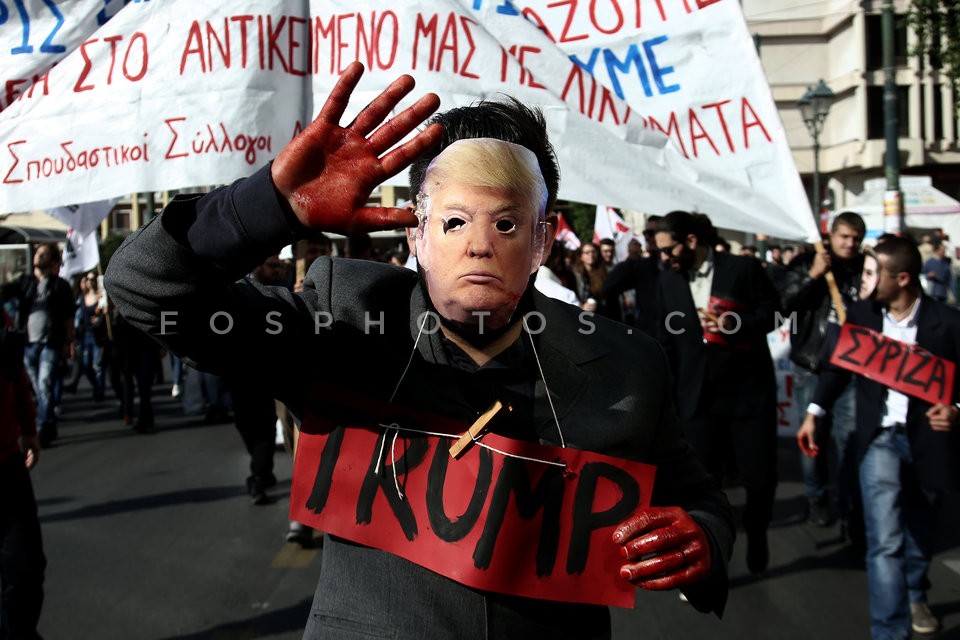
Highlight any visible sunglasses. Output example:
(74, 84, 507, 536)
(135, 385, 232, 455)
(658, 244, 680, 256)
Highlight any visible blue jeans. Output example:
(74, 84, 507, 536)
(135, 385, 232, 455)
(860, 428, 939, 640)
(79, 335, 105, 399)
(170, 354, 183, 386)
(794, 364, 857, 512)
(23, 343, 59, 434)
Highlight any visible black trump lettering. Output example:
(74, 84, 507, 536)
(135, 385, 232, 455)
(472, 458, 565, 577)
(426, 443, 493, 542)
(303, 427, 647, 578)
(567, 462, 640, 575)
(305, 425, 345, 515)
(356, 432, 430, 541)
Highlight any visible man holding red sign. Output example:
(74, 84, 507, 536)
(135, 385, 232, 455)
(105, 63, 733, 638)
(798, 237, 960, 639)
(654, 211, 781, 576)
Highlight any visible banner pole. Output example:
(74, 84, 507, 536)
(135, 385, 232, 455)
(814, 240, 846, 325)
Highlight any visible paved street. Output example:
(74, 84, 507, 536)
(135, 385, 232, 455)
(28, 370, 960, 639)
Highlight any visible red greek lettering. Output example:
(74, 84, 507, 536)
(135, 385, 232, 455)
(164, 117, 188, 159)
(74, 38, 97, 92)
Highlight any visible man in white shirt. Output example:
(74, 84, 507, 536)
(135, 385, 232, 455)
(798, 237, 960, 640)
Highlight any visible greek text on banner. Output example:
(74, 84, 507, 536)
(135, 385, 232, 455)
(828, 323, 956, 406)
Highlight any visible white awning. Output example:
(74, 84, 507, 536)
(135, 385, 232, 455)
(852, 176, 960, 215)
(838, 176, 960, 245)
(0, 210, 68, 244)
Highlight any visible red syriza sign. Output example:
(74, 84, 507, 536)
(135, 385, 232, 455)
(290, 388, 656, 608)
(829, 323, 955, 406)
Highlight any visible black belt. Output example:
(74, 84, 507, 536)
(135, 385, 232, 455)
(881, 423, 906, 433)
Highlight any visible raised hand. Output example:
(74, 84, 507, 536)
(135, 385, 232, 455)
(272, 61, 443, 234)
(613, 506, 712, 590)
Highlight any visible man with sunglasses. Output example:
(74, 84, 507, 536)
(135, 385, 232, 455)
(653, 210, 781, 576)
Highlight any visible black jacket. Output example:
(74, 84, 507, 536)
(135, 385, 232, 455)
(813, 297, 960, 492)
(656, 252, 781, 420)
(604, 256, 660, 336)
(781, 252, 863, 372)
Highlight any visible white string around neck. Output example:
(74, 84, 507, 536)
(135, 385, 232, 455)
(377, 309, 570, 500)
(372, 421, 568, 502)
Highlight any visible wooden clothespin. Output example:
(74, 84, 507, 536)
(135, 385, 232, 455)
(449, 400, 512, 460)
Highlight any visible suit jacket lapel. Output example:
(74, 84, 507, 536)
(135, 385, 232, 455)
(710, 251, 733, 297)
(660, 268, 699, 335)
(530, 292, 609, 427)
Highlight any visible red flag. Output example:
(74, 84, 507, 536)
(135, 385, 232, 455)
(555, 213, 581, 250)
(593, 206, 636, 261)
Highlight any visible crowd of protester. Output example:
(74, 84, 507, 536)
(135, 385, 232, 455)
(2, 79, 958, 640)
(2, 211, 958, 638)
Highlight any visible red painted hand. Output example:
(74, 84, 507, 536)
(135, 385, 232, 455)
(612, 506, 712, 590)
(272, 61, 443, 234)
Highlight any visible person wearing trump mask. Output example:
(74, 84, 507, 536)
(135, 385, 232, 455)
(105, 63, 733, 638)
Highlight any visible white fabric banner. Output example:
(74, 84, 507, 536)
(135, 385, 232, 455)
(61, 228, 99, 278)
(0, 0, 819, 241)
(768, 319, 800, 439)
(0, 0, 111, 108)
(47, 198, 117, 237)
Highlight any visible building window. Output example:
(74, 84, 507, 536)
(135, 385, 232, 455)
(867, 85, 910, 139)
(955, 86, 960, 141)
(865, 14, 908, 71)
(933, 84, 944, 141)
(110, 207, 130, 233)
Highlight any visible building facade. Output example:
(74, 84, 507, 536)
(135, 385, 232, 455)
(743, 0, 960, 227)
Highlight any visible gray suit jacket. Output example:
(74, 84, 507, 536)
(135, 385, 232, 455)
(105, 166, 734, 639)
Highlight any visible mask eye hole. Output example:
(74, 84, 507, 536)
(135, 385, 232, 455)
(441, 216, 467, 234)
(494, 219, 517, 234)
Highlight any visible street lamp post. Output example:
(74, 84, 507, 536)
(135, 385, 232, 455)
(882, 0, 903, 234)
(797, 79, 836, 225)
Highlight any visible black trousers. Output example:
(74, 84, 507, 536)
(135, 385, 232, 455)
(232, 389, 276, 480)
(0, 452, 45, 640)
(681, 378, 778, 536)
(116, 346, 158, 426)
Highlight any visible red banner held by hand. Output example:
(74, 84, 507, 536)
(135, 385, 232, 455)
(829, 323, 955, 406)
(290, 390, 656, 608)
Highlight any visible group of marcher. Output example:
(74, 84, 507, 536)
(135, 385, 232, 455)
(2, 63, 958, 639)
(543, 207, 959, 639)
(0, 241, 183, 639)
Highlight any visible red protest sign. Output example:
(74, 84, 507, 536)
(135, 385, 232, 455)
(290, 389, 656, 608)
(701, 295, 746, 347)
(829, 323, 955, 406)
